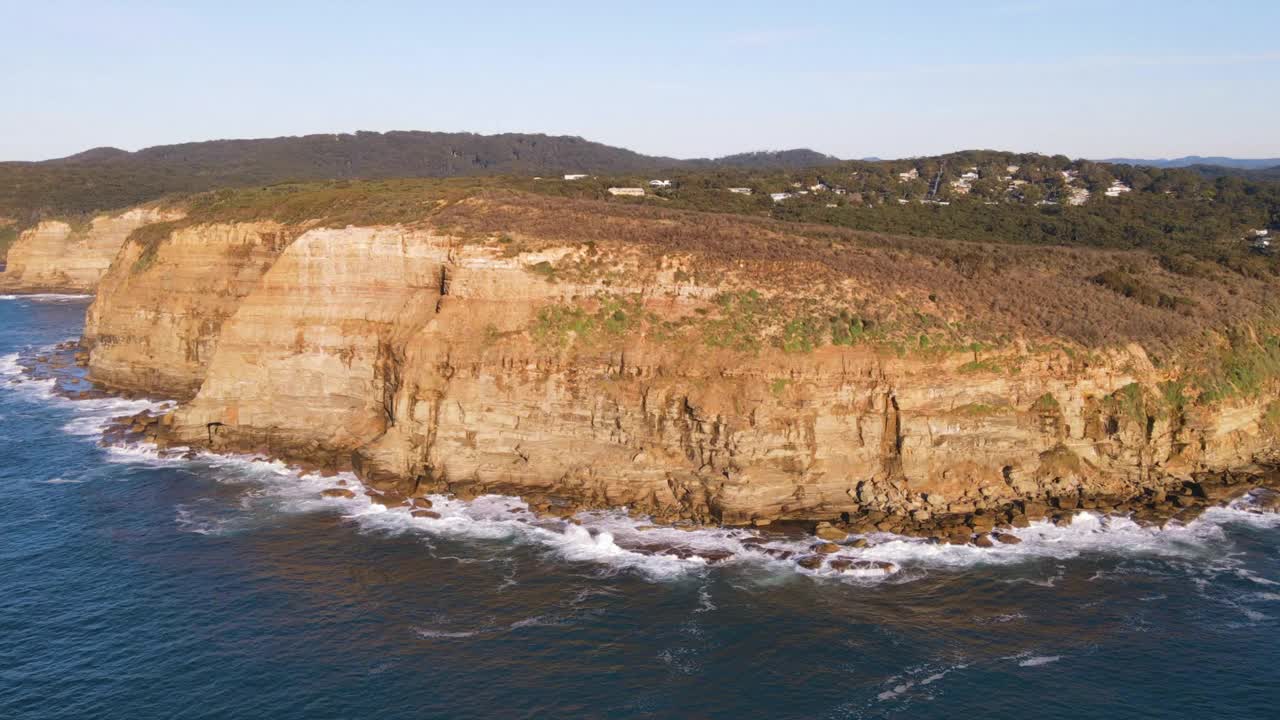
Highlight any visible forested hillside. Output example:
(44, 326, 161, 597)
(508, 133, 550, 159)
(4, 138, 1278, 279)
(0, 131, 841, 220)
(522, 149, 1279, 272)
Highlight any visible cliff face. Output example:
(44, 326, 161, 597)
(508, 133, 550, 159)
(0, 207, 181, 292)
(83, 203, 1280, 524)
(84, 222, 290, 396)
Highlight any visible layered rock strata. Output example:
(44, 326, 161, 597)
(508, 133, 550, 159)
(82, 211, 1280, 525)
(0, 207, 181, 292)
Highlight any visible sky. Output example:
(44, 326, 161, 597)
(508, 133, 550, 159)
(3, 0, 1278, 162)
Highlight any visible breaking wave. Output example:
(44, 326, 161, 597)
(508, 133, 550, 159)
(5, 347, 1280, 584)
(0, 293, 94, 302)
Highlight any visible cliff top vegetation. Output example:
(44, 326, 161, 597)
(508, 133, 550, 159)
(119, 177, 1280, 369)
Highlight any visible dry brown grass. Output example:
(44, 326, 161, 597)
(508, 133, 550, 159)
(428, 191, 1280, 359)
(122, 180, 1280, 359)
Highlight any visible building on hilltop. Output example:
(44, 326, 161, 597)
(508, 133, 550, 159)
(564, 174, 588, 180)
(770, 192, 793, 202)
(727, 187, 753, 195)
(649, 179, 671, 188)
(1104, 181, 1132, 197)
(607, 187, 645, 197)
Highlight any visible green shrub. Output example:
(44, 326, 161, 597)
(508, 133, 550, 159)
(958, 359, 1002, 374)
(1032, 393, 1060, 412)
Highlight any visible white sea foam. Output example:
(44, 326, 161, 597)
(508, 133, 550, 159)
(6, 347, 1280, 584)
(42, 477, 83, 484)
(876, 661, 968, 702)
(0, 352, 20, 376)
(0, 293, 93, 302)
(1, 349, 167, 432)
(64, 425, 1280, 583)
(412, 627, 480, 639)
(1018, 655, 1062, 667)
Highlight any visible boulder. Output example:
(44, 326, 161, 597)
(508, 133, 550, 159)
(994, 532, 1022, 545)
(1022, 501, 1050, 519)
(797, 555, 824, 570)
(411, 509, 441, 519)
(368, 492, 406, 509)
(813, 542, 841, 554)
(973, 533, 995, 548)
(320, 488, 356, 499)
(815, 526, 847, 541)
(1250, 488, 1280, 511)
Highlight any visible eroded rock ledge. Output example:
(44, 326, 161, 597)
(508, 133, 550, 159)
(0, 207, 182, 293)
(80, 200, 1280, 525)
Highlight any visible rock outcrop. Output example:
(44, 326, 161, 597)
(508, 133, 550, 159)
(83, 221, 288, 397)
(0, 207, 182, 292)
(81, 199, 1280, 524)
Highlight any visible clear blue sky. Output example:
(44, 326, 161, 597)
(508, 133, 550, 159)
(4, 0, 1278, 161)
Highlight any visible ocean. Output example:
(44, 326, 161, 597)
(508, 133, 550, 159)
(1, 294, 1278, 719)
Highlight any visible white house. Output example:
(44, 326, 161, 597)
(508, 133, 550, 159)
(728, 187, 753, 195)
(770, 192, 793, 202)
(1251, 228, 1270, 237)
(810, 183, 829, 192)
(649, 179, 672, 188)
(1068, 187, 1090, 206)
(564, 174, 588, 181)
(1104, 181, 1132, 197)
(607, 187, 645, 197)
(898, 168, 920, 182)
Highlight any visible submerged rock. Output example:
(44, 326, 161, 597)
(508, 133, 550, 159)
(320, 488, 355, 499)
(828, 558, 897, 577)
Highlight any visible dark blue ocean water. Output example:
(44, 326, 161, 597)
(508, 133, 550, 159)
(2, 295, 1279, 719)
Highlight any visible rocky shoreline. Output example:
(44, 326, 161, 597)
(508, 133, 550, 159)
(22, 339, 1280, 564)
(108, 402, 1280, 550)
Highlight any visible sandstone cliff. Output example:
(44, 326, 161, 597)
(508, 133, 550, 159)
(0, 207, 182, 292)
(81, 191, 1280, 524)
